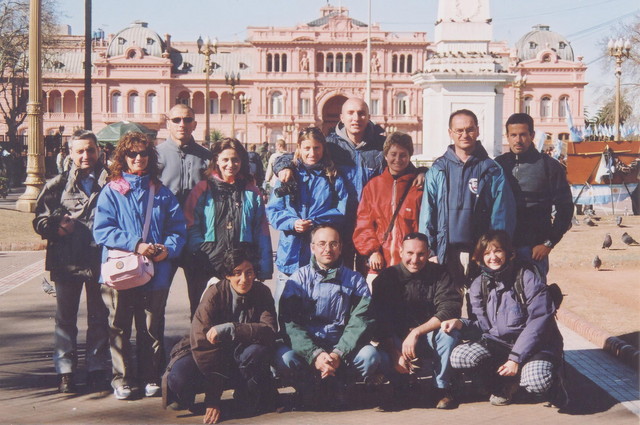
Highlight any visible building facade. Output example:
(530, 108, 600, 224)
(9, 4, 585, 158)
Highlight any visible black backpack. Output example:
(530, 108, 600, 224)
(480, 262, 563, 312)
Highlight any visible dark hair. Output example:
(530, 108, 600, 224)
(449, 109, 478, 128)
(295, 126, 338, 183)
(208, 138, 251, 183)
(221, 244, 255, 277)
(472, 229, 515, 266)
(383, 131, 414, 157)
(505, 113, 535, 134)
(310, 223, 341, 243)
(109, 132, 160, 184)
(69, 129, 98, 148)
(403, 232, 429, 244)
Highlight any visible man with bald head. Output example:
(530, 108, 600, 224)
(274, 97, 386, 268)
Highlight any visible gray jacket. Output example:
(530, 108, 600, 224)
(157, 137, 212, 206)
(33, 163, 109, 282)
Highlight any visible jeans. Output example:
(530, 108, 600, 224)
(274, 342, 383, 383)
(380, 329, 461, 389)
(102, 286, 169, 388)
(515, 246, 549, 282)
(53, 279, 110, 374)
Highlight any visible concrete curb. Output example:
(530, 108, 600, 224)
(0, 241, 46, 251)
(558, 308, 639, 369)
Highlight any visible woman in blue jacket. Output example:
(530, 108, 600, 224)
(93, 132, 186, 401)
(266, 127, 347, 310)
(441, 230, 566, 408)
(183, 138, 273, 317)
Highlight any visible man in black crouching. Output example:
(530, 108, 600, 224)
(163, 248, 278, 424)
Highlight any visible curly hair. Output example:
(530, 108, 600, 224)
(207, 138, 252, 184)
(294, 126, 337, 183)
(108, 132, 160, 184)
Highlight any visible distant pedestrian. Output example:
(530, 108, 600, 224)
(264, 138, 287, 190)
(33, 130, 111, 393)
(247, 144, 265, 188)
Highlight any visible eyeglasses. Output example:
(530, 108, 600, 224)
(451, 127, 477, 136)
(170, 116, 194, 124)
(125, 150, 149, 159)
(312, 241, 340, 250)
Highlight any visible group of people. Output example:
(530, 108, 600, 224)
(33, 98, 573, 423)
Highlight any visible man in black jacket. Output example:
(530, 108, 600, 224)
(33, 130, 110, 393)
(495, 113, 573, 278)
(372, 233, 462, 409)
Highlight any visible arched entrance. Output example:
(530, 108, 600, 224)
(321, 95, 347, 136)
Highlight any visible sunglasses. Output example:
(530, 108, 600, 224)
(125, 150, 150, 159)
(170, 116, 194, 124)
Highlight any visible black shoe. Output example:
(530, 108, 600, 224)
(58, 373, 76, 393)
(547, 375, 569, 409)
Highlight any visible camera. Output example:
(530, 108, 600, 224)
(273, 180, 297, 203)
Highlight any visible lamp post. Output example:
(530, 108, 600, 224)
(513, 74, 527, 114)
(225, 72, 240, 138)
(17, 0, 45, 212)
(198, 35, 218, 143)
(239, 94, 252, 147)
(608, 38, 632, 141)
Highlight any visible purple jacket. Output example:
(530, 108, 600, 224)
(466, 264, 563, 364)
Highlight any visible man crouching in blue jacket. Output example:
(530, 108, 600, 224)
(274, 224, 383, 410)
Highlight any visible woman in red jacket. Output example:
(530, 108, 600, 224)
(353, 132, 423, 283)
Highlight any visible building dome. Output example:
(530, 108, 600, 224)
(106, 21, 165, 58)
(515, 24, 574, 61)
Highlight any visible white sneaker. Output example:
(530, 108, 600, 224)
(114, 385, 132, 400)
(145, 382, 161, 397)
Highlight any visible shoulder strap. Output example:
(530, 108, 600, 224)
(381, 178, 414, 245)
(480, 274, 489, 308)
(514, 267, 527, 305)
(141, 183, 155, 242)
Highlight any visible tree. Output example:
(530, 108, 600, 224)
(593, 92, 633, 126)
(0, 0, 59, 148)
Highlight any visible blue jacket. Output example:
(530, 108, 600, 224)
(465, 263, 564, 364)
(280, 261, 374, 364)
(184, 177, 273, 280)
(266, 162, 348, 275)
(419, 143, 516, 263)
(93, 173, 186, 291)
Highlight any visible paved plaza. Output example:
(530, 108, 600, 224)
(0, 247, 638, 425)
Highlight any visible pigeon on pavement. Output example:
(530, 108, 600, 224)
(622, 232, 639, 246)
(41, 277, 56, 297)
(602, 234, 612, 249)
(616, 216, 623, 227)
(592, 255, 602, 271)
(584, 217, 597, 227)
(571, 216, 580, 226)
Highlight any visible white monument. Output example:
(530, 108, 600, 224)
(413, 0, 514, 159)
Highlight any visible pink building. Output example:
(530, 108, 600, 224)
(12, 5, 585, 156)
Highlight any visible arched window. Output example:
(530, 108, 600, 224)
(345, 53, 353, 72)
(49, 91, 62, 113)
(271, 91, 283, 115)
(210, 93, 219, 114)
(399, 55, 405, 73)
(145, 92, 156, 114)
(176, 91, 190, 106)
(355, 53, 363, 72)
(316, 52, 324, 72)
(407, 55, 413, 73)
(281, 54, 287, 72)
(540, 96, 552, 118)
(128, 92, 139, 114)
(111, 92, 121, 113)
(558, 133, 570, 141)
(558, 96, 569, 118)
(274, 54, 280, 72)
(392, 54, 398, 73)
(326, 53, 334, 72)
(523, 96, 533, 116)
(396, 93, 408, 116)
(266, 53, 273, 72)
(336, 53, 344, 72)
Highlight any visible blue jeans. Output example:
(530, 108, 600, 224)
(274, 342, 383, 383)
(380, 329, 460, 389)
(515, 246, 549, 282)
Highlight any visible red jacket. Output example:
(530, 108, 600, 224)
(353, 167, 422, 268)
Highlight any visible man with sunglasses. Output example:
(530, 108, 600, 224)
(419, 109, 515, 291)
(33, 129, 111, 393)
(371, 232, 462, 410)
(157, 104, 212, 207)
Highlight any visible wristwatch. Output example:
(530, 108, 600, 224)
(542, 240, 554, 248)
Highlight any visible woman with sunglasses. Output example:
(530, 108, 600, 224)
(183, 138, 273, 317)
(93, 132, 186, 400)
(353, 132, 423, 283)
(266, 127, 348, 310)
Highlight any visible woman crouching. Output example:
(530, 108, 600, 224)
(164, 247, 279, 424)
(441, 230, 567, 408)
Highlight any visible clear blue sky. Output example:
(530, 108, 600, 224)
(56, 0, 639, 113)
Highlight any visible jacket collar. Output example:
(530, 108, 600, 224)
(311, 255, 341, 283)
(443, 141, 489, 166)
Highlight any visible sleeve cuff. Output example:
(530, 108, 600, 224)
(213, 323, 235, 341)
